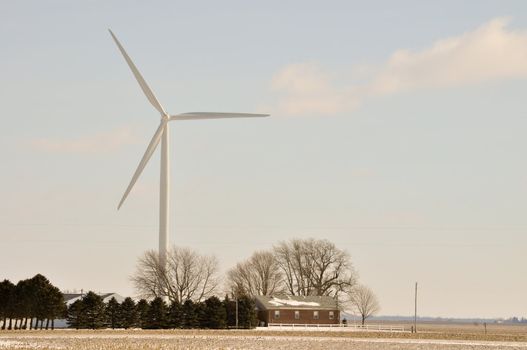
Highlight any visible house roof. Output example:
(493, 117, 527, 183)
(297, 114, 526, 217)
(62, 292, 125, 306)
(63, 294, 81, 303)
(254, 295, 339, 310)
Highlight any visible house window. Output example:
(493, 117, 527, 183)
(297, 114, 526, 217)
(313, 311, 319, 320)
(329, 311, 334, 320)
(294, 310, 300, 320)
(274, 310, 280, 319)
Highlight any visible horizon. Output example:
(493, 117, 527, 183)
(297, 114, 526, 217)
(1, 0, 527, 319)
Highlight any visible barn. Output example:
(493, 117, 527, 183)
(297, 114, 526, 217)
(254, 295, 340, 326)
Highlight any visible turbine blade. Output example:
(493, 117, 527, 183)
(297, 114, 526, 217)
(170, 112, 270, 121)
(108, 29, 167, 115)
(118, 121, 166, 209)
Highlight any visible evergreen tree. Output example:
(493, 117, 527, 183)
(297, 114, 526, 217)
(82, 291, 106, 329)
(0, 280, 15, 330)
(9, 274, 65, 330)
(67, 299, 84, 329)
(105, 297, 121, 329)
(43, 285, 66, 330)
(25, 275, 41, 329)
(167, 301, 182, 329)
(24, 277, 39, 329)
(203, 296, 226, 329)
(145, 297, 168, 329)
(14, 279, 31, 329)
(120, 297, 138, 329)
(31, 274, 54, 329)
(223, 295, 236, 328)
(135, 299, 149, 329)
(195, 301, 207, 328)
(181, 299, 198, 329)
(237, 295, 257, 329)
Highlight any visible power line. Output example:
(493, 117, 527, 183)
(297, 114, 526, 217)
(1, 222, 527, 231)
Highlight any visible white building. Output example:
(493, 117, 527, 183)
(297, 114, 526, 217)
(54, 292, 125, 328)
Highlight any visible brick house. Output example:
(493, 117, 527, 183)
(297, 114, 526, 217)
(254, 295, 340, 326)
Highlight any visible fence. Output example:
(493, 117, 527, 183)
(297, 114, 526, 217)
(267, 323, 406, 332)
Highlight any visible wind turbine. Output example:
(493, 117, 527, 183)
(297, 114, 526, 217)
(109, 30, 269, 268)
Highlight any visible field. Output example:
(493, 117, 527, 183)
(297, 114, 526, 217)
(399, 321, 527, 336)
(1, 325, 527, 350)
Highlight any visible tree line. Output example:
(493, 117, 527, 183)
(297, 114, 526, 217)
(132, 237, 380, 324)
(67, 292, 256, 329)
(1, 237, 380, 329)
(0, 274, 65, 330)
(1, 281, 257, 330)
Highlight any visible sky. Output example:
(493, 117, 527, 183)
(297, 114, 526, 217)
(1, 0, 527, 319)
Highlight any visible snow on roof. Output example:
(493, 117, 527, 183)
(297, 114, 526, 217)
(254, 295, 338, 310)
(268, 297, 320, 307)
(62, 292, 125, 306)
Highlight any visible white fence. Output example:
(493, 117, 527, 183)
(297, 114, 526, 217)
(342, 323, 406, 332)
(267, 323, 407, 332)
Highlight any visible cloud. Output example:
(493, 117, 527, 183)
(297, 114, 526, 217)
(270, 17, 527, 116)
(29, 125, 139, 154)
(369, 17, 527, 94)
(270, 62, 360, 116)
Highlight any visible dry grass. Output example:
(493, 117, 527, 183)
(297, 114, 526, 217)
(412, 321, 527, 335)
(0, 326, 526, 350)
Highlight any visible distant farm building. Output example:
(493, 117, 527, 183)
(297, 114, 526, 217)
(63, 292, 125, 306)
(254, 295, 340, 326)
(54, 292, 125, 328)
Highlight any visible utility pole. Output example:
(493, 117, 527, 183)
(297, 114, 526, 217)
(414, 282, 418, 334)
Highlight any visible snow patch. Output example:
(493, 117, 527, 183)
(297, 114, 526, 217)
(268, 297, 320, 307)
(0, 340, 21, 348)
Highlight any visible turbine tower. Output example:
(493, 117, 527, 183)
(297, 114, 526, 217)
(109, 30, 269, 268)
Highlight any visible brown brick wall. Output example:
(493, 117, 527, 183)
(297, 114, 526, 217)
(259, 309, 340, 325)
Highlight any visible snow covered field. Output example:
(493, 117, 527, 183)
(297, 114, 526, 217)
(1, 330, 527, 350)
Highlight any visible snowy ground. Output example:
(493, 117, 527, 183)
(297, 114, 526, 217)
(1, 331, 527, 350)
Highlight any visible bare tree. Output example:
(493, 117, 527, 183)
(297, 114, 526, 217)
(227, 250, 284, 297)
(273, 238, 356, 298)
(131, 250, 165, 299)
(348, 285, 380, 325)
(273, 239, 311, 296)
(131, 246, 219, 303)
